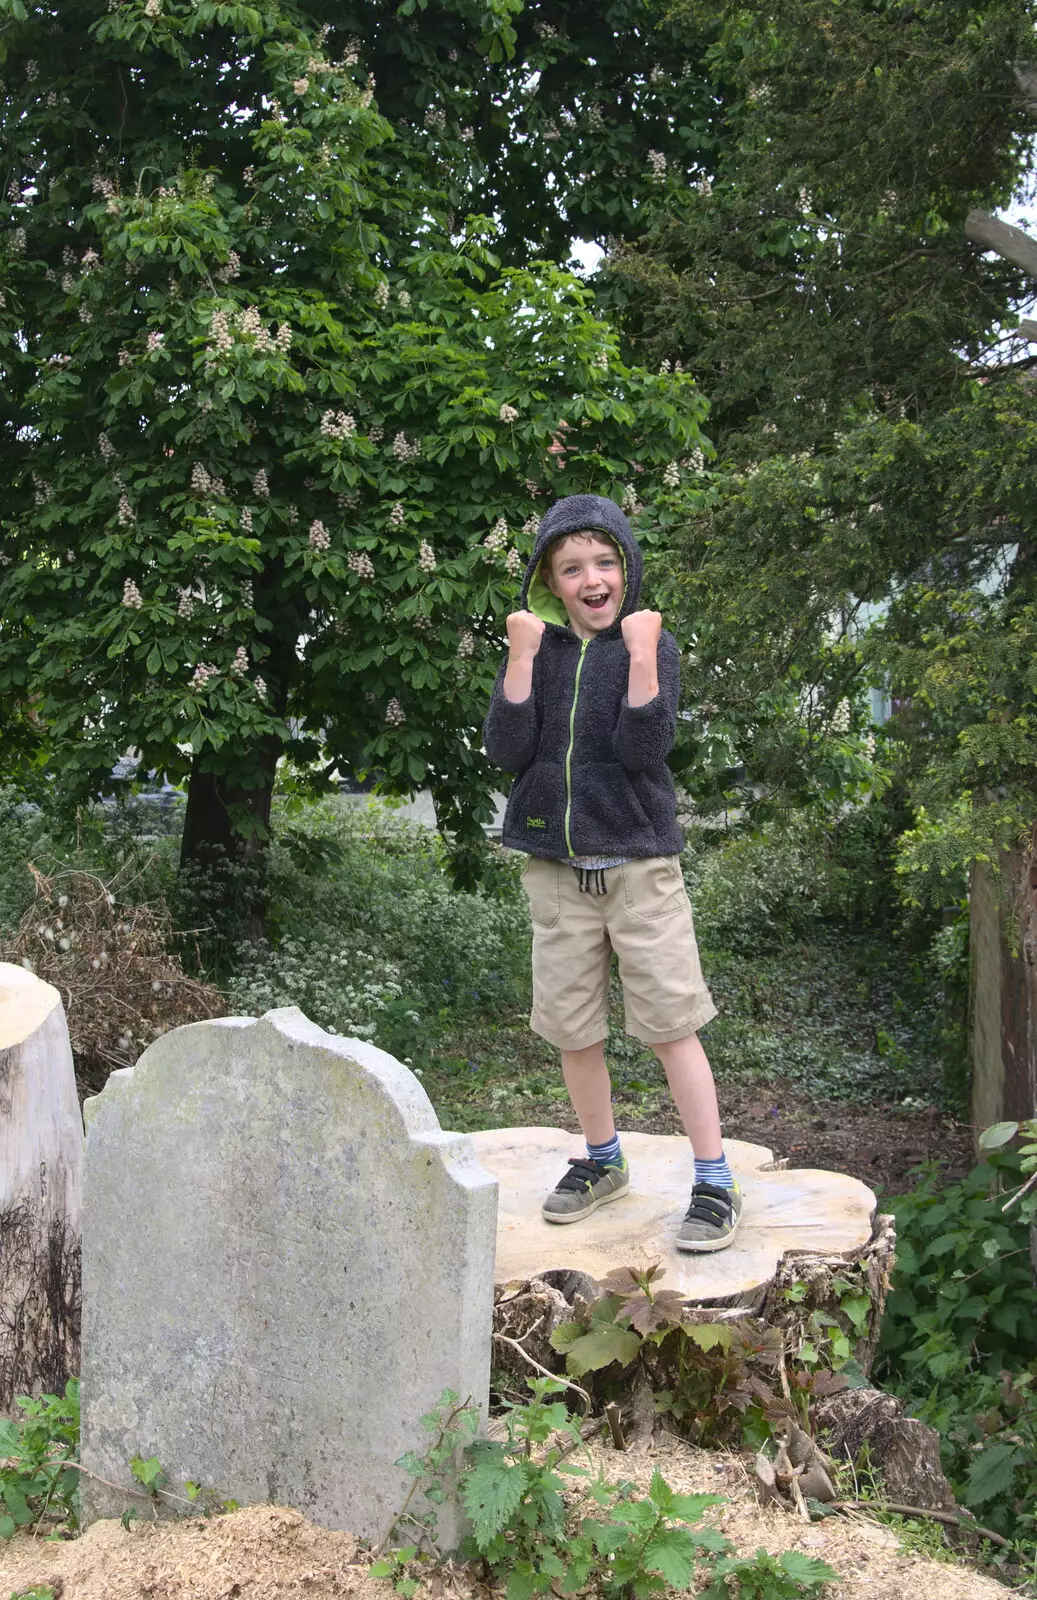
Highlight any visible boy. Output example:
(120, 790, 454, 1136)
(483, 493, 740, 1252)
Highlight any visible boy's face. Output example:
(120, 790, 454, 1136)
(544, 534, 624, 639)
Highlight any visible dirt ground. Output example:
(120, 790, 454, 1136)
(1, 1435, 1009, 1600)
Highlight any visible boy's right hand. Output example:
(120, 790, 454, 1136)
(506, 610, 546, 658)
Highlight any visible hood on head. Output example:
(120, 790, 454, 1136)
(521, 494, 642, 630)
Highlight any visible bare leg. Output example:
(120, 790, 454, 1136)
(653, 1033, 723, 1160)
(560, 1041, 615, 1146)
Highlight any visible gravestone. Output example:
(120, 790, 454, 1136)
(80, 1008, 497, 1545)
(0, 962, 82, 1408)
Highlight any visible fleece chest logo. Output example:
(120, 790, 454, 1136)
(526, 816, 547, 830)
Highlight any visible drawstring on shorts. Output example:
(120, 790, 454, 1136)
(576, 866, 609, 895)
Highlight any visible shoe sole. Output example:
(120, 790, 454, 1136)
(674, 1205, 743, 1254)
(541, 1183, 630, 1225)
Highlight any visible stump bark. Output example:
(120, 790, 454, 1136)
(0, 963, 83, 1408)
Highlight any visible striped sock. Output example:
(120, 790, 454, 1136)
(587, 1132, 623, 1168)
(694, 1153, 734, 1190)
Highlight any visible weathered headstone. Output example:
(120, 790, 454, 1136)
(81, 1008, 497, 1544)
(0, 962, 82, 1408)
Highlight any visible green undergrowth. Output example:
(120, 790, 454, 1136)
(0, 788, 962, 1125)
(875, 1130, 1037, 1574)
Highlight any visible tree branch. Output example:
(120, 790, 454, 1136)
(965, 209, 1037, 281)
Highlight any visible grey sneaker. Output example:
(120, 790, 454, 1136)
(675, 1180, 742, 1253)
(542, 1156, 630, 1224)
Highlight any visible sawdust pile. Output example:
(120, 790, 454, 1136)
(0, 1437, 1008, 1600)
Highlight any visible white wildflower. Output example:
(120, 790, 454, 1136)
(292, 78, 310, 95)
(458, 629, 475, 658)
(122, 577, 143, 608)
(647, 149, 667, 181)
(368, 425, 384, 444)
(145, 0, 161, 15)
(505, 548, 522, 578)
(190, 662, 219, 689)
(253, 676, 267, 699)
(373, 280, 390, 308)
(418, 539, 436, 572)
(499, 403, 519, 422)
(621, 484, 640, 516)
(98, 431, 117, 461)
(348, 550, 375, 578)
(177, 588, 195, 618)
(384, 697, 406, 726)
(663, 461, 680, 489)
(253, 468, 269, 497)
(522, 513, 541, 540)
(688, 447, 705, 473)
(309, 519, 331, 551)
(388, 501, 406, 529)
(117, 494, 135, 525)
(232, 646, 249, 673)
(78, 304, 92, 323)
(190, 461, 211, 496)
(397, 289, 411, 309)
(241, 507, 253, 533)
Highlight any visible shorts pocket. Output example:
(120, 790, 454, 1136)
(621, 856, 688, 921)
(522, 858, 562, 928)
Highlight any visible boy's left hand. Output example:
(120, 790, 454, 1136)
(621, 610, 662, 656)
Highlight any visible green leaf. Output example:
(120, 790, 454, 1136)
(460, 1459, 528, 1549)
(964, 1441, 1025, 1507)
(0, 1513, 16, 1540)
(642, 1526, 697, 1587)
(563, 1325, 641, 1377)
(979, 1122, 1019, 1150)
(683, 1323, 733, 1354)
(778, 1550, 839, 1582)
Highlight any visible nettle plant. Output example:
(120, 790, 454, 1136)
(0, 0, 710, 897)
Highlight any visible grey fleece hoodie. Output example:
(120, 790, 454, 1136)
(483, 493, 683, 861)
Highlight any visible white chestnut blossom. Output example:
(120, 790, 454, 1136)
(458, 629, 475, 658)
(647, 150, 667, 181)
(662, 461, 680, 489)
(418, 540, 436, 572)
(190, 662, 219, 688)
(309, 519, 331, 551)
(498, 403, 519, 423)
(384, 697, 406, 726)
(388, 501, 406, 529)
(321, 409, 356, 440)
(484, 517, 508, 553)
(122, 578, 143, 609)
(348, 550, 375, 578)
(253, 468, 269, 497)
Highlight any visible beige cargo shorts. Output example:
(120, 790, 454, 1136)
(521, 855, 717, 1052)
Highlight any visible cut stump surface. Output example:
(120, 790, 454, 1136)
(470, 1128, 877, 1302)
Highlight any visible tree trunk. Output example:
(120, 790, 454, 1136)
(178, 571, 302, 944)
(0, 964, 82, 1410)
(178, 739, 281, 946)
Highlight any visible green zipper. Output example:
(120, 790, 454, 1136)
(564, 637, 590, 857)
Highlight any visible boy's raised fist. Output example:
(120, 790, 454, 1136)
(621, 610, 662, 655)
(506, 610, 546, 657)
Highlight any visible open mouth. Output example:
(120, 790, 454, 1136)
(582, 595, 610, 611)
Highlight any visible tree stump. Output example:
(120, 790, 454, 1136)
(473, 1128, 894, 1377)
(0, 963, 83, 1409)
